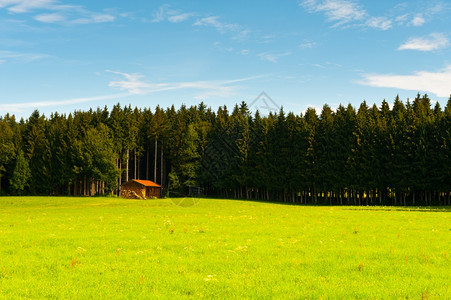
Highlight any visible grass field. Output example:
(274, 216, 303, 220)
(0, 197, 449, 299)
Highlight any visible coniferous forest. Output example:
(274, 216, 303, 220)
(0, 94, 450, 206)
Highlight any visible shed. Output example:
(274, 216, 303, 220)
(120, 179, 162, 199)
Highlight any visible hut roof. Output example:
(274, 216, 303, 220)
(131, 179, 162, 188)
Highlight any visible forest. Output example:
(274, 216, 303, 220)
(0, 93, 450, 206)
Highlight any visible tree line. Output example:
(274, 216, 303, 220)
(0, 94, 450, 206)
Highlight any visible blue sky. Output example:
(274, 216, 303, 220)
(1, 0, 450, 118)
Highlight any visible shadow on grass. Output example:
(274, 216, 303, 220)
(342, 207, 451, 213)
(195, 196, 451, 212)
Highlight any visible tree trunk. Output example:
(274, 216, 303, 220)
(154, 137, 158, 182)
(125, 148, 129, 182)
(146, 147, 149, 180)
(134, 149, 137, 179)
(137, 156, 140, 180)
(160, 145, 164, 186)
(118, 157, 122, 195)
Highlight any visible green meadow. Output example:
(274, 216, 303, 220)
(0, 197, 449, 299)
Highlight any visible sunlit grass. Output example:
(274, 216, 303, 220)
(0, 197, 449, 298)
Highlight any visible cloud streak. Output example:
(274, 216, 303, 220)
(0, 0, 55, 13)
(360, 66, 451, 98)
(0, 50, 49, 63)
(301, 0, 366, 27)
(300, 0, 443, 30)
(152, 5, 194, 23)
(258, 51, 291, 63)
(108, 70, 266, 97)
(0, 93, 131, 112)
(0, 71, 267, 113)
(194, 16, 250, 40)
(366, 17, 392, 30)
(398, 33, 449, 51)
(0, 0, 116, 25)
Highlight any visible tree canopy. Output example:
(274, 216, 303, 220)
(0, 95, 449, 206)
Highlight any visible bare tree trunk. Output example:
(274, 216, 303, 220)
(83, 176, 87, 196)
(134, 149, 137, 179)
(118, 157, 122, 195)
(160, 145, 163, 186)
(154, 137, 158, 182)
(146, 147, 149, 180)
(125, 149, 129, 182)
(137, 156, 140, 180)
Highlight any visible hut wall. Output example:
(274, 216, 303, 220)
(121, 181, 146, 199)
(146, 187, 161, 198)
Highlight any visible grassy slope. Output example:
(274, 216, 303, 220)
(0, 197, 449, 299)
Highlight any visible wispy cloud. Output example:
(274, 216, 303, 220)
(194, 16, 239, 33)
(0, 50, 49, 63)
(394, 3, 449, 27)
(34, 7, 116, 25)
(301, 0, 366, 27)
(0, 93, 131, 113)
(107, 70, 155, 95)
(398, 33, 449, 51)
(108, 70, 266, 97)
(410, 14, 425, 26)
(0, 0, 116, 25)
(70, 13, 115, 25)
(0, 72, 267, 113)
(168, 13, 194, 23)
(360, 65, 451, 98)
(299, 39, 317, 49)
(258, 51, 291, 63)
(312, 63, 326, 69)
(366, 17, 392, 30)
(194, 16, 250, 40)
(34, 13, 65, 23)
(0, 0, 55, 13)
(151, 5, 194, 23)
(300, 0, 440, 30)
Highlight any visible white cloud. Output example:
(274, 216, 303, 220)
(299, 39, 317, 49)
(410, 14, 425, 26)
(301, 0, 366, 27)
(194, 16, 250, 40)
(194, 16, 239, 33)
(151, 5, 169, 23)
(34, 13, 65, 23)
(152, 5, 194, 23)
(366, 16, 392, 30)
(0, 50, 49, 63)
(398, 33, 449, 51)
(107, 70, 266, 97)
(312, 63, 326, 69)
(71, 13, 115, 24)
(395, 4, 447, 27)
(361, 66, 451, 98)
(107, 70, 154, 95)
(395, 14, 409, 25)
(0, 93, 131, 112)
(258, 52, 291, 63)
(301, 0, 436, 30)
(168, 13, 194, 23)
(0, 0, 55, 13)
(0, 1, 116, 25)
(0, 73, 266, 113)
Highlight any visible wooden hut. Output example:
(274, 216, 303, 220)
(120, 179, 162, 199)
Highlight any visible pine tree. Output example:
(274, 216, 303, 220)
(9, 149, 30, 195)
